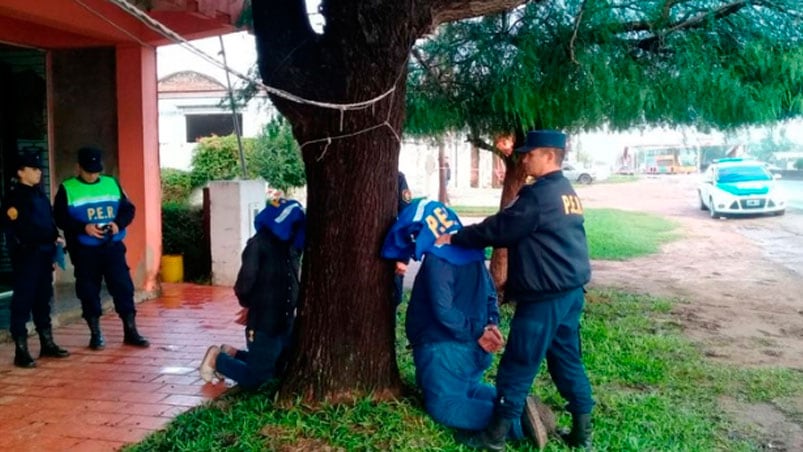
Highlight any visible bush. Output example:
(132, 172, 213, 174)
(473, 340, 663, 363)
(189, 135, 256, 188)
(795, 158, 803, 170)
(187, 116, 306, 192)
(162, 201, 210, 282)
(251, 117, 306, 191)
(161, 168, 193, 204)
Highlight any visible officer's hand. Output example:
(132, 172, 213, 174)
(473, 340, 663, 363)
(85, 224, 105, 239)
(55, 237, 65, 247)
(394, 261, 407, 276)
(109, 222, 120, 235)
(434, 233, 452, 246)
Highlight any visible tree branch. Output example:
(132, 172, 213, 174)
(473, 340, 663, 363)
(420, 0, 536, 33)
(467, 132, 507, 159)
(569, 0, 587, 65)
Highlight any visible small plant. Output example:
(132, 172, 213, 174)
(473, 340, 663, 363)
(794, 158, 803, 170)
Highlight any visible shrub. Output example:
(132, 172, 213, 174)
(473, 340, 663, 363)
(795, 158, 803, 170)
(162, 201, 210, 282)
(161, 168, 193, 204)
(251, 117, 306, 191)
(189, 135, 256, 188)
(187, 116, 306, 192)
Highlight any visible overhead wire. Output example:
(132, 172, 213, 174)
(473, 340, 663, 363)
(74, 0, 405, 159)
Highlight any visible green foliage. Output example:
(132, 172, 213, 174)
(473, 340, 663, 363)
(250, 116, 306, 192)
(189, 135, 255, 188)
(585, 208, 679, 260)
(161, 202, 210, 282)
(406, 1, 803, 142)
(187, 117, 305, 192)
(127, 289, 802, 451)
(795, 158, 803, 170)
(160, 168, 193, 204)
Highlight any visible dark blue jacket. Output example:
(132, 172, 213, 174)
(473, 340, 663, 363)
(1, 182, 59, 256)
(406, 254, 499, 346)
(451, 170, 591, 302)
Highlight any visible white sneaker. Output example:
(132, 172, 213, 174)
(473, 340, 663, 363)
(199, 345, 220, 382)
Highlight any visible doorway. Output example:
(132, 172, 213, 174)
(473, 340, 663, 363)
(0, 44, 48, 328)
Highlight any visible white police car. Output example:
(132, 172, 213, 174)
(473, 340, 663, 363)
(698, 158, 786, 218)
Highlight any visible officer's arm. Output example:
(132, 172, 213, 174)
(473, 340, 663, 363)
(114, 180, 135, 229)
(451, 191, 539, 249)
(53, 185, 85, 237)
(426, 257, 484, 342)
(234, 238, 260, 308)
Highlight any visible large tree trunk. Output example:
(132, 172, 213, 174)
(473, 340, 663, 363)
(252, 0, 530, 404)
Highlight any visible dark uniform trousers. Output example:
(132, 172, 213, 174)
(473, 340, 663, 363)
(71, 241, 135, 319)
(495, 287, 594, 420)
(9, 246, 55, 337)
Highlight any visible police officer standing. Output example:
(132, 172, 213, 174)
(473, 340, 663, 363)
(1, 149, 70, 368)
(53, 146, 149, 350)
(436, 130, 594, 451)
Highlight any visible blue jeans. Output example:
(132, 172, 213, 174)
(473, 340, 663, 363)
(216, 329, 290, 390)
(413, 341, 525, 440)
(495, 288, 594, 420)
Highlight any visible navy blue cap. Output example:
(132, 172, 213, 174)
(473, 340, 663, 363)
(15, 149, 44, 170)
(514, 130, 566, 153)
(77, 146, 104, 173)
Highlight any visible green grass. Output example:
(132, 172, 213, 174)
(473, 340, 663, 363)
(585, 209, 679, 260)
(127, 289, 801, 452)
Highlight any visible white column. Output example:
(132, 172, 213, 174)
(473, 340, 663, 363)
(209, 180, 266, 286)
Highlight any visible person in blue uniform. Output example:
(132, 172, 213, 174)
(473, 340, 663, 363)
(53, 146, 149, 350)
(437, 130, 594, 451)
(382, 199, 552, 449)
(1, 149, 70, 368)
(199, 198, 305, 389)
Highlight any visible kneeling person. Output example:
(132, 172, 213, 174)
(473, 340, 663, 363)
(382, 200, 550, 448)
(200, 198, 305, 389)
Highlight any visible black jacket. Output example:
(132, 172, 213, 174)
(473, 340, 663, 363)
(0, 182, 59, 256)
(452, 170, 591, 301)
(234, 229, 300, 335)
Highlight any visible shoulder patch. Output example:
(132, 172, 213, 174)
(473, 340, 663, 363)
(6, 207, 18, 221)
(401, 189, 412, 203)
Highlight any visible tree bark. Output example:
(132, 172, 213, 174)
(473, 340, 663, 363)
(252, 0, 530, 405)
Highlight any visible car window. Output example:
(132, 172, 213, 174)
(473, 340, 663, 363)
(715, 165, 772, 183)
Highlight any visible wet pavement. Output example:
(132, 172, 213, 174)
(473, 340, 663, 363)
(0, 284, 242, 451)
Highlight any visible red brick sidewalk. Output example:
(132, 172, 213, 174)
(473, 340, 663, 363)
(0, 284, 242, 451)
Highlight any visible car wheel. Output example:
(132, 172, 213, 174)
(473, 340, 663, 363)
(709, 198, 719, 219)
(578, 174, 593, 184)
(699, 192, 707, 211)
(773, 209, 785, 216)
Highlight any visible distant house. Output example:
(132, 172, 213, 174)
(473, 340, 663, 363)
(158, 70, 272, 170)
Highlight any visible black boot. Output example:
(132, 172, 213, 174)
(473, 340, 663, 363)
(122, 313, 149, 347)
(559, 413, 592, 450)
(38, 328, 70, 358)
(13, 335, 36, 368)
(86, 317, 105, 350)
(456, 415, 512, 452)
